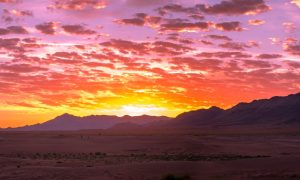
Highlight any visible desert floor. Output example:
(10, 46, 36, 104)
(1, 129, 300, 180)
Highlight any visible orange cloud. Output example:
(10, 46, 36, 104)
(48, 0, 107, 10)
(248, 19, 265, 25)
(291, 0, 300, 8)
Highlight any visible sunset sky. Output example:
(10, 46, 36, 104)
(0, 0, 300, 127)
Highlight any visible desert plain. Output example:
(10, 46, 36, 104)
(1, 128, 300, 180)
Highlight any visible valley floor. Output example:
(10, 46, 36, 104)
(1, 129, 300, 179)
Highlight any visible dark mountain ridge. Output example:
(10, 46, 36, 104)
(8, 114, 171, 131)
(171, 92, 300, 127)
(3, 92, 300, 131)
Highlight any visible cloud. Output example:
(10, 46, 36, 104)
(200, 40, 213, 45)
(101, 39, 149, 55)
(0, 0, 19, 3)
(284, 42, 300, 56)
(101, 39, 193, 56)
(8, 26, 28, 34)
(285, 60, 300, 69)
(1, 9, 33, 23)
(116, 12, 244, 33)
(282, 22, 296, 33)
(248, 19, 265, 25)
(160, 21, 211, 32)
(0, 63, 48, 73)
(219, 41, 258, 50)
(157, 3, 203, 16)
(0, 38, 20, 50)
(242, 60, 272, 69)
(0, 26, 28, 35)
(62, 24, 96, 35)
(166, 33, 195, 44)
(214, 21, 243, 31)
(115, 13, 162, 27)
(205, 34, 232, 41)
(48, 0, 107, 10)
(151, 41, 193, 55)
(291, 0, 300, 8)
(116, 14, 210, 33)
(35, 22, 57, 35)
(5, 9, 33, 17)
(256, 54, 283, 59)
(198, 0, 271, 15)
(52, 51, 82, 59)
(116, 18, 145, 26)
(198, 51, 252, 58)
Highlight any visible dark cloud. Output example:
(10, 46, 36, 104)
(115, 13, 162, 27)
(285, 61, 300, 69)
(160, 20, 210, 32)
(7, 26, 28, 34)
(189, 14, 205, 20)
(205, 34, 232, 41)
(219, 41, 258, 50)
(157, 4, 202, 16)
(198, 51, 252, 59)
(52, 52, 82, 59)
(116, 18, 145, 26)
(0, 63, 48, 73)
(256, 54, 283, 59)
(215, 21, 243, 31)
(35, 22, 57, 35)
(62, 24, 96, 35)
(285, 42, 300, 56)
(0, 38, 20, 50)
(0, 29, 9, 35)
(101, 39, 193, 56)
(200, 40, 214, 45)
(2, 9, 33, 23)
(198, 0, 271, 15)
(151, 41, 193, 55)
(115, 12, 244, 33)
(116, 14, 210, 32)
(101, 39, 149, 55)
(242, 60, 272, 69)
(0, 26, 28, 35)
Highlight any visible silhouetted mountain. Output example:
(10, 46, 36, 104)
(172, 92, 300, 127)
(10, 114, 170, 131)
(3, 92, 300, 131)
(174, 106, 225, 126)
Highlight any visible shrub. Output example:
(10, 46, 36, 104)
(162, 174, 191, 180)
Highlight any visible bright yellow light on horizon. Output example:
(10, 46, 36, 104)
(121, 105, 166, 116)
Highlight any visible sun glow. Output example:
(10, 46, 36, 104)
(121, 105, 166, 116)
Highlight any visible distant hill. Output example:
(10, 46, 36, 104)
(8, 114, 171, 131)
(3, 92, 300, 131)
(171, 92, 300, 127)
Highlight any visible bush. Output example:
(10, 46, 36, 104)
(162, 174, 191, 180)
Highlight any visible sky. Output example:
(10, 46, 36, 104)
(0, 0, 300, 127)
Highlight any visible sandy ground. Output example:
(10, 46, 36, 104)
(1, 130, 300, 180)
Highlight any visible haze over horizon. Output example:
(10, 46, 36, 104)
(0, 0, 300, 128)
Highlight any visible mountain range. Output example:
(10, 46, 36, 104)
(3, 92, 300, 131)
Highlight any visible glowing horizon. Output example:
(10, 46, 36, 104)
(0, 0, 300, 128)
